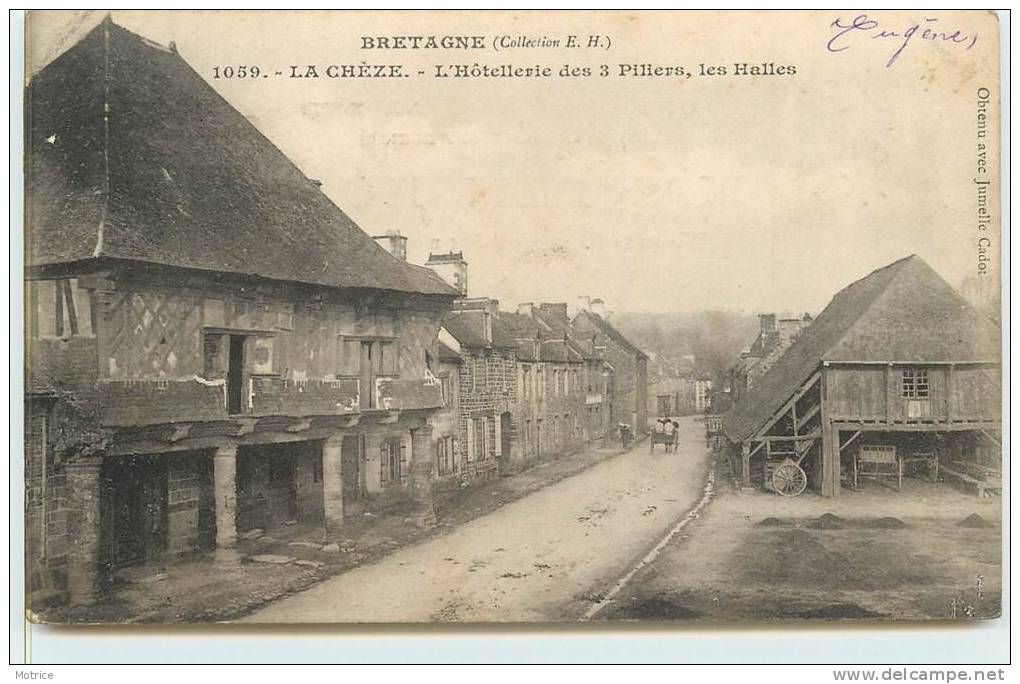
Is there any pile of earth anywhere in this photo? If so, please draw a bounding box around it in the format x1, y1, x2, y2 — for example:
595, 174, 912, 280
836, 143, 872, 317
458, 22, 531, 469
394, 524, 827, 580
865, 517, 908, 529
807, 513, 845, 530
958, 513, 990, 528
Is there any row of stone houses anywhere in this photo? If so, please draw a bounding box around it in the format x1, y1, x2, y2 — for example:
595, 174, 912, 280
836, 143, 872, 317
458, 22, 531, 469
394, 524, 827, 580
367, 244, 649, 487
23, 18, 648, 608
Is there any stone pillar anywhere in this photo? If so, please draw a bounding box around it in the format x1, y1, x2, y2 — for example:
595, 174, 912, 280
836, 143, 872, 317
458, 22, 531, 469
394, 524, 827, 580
410, 426, 436, 528
65, 456, 103, 606
213, 446, 239, 561
322, 437, 344, 534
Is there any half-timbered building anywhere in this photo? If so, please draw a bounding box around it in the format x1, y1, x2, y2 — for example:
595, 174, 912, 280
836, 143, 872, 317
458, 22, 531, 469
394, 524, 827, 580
25, 19, 458, 606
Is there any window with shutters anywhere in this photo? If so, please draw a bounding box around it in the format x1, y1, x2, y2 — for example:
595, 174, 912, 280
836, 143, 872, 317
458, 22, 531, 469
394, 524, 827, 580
472, 417, 487, 461
379, 438, 405, 486
338, 337, 398, 376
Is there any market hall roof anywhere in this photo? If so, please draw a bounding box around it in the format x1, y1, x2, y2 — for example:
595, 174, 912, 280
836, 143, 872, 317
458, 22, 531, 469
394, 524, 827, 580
26, 18, 457, 298
722, 255, 1001, 444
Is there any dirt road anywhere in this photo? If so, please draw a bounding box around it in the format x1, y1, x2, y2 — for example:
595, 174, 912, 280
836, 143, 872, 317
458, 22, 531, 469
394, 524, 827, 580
242, 417, 711, 623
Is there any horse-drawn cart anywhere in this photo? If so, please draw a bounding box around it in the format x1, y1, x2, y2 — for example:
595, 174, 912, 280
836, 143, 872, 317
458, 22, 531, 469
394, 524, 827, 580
650, 430, 677, 453
763, 436, 811, 497
765, 458, 809, 496
704, 414, 724, 450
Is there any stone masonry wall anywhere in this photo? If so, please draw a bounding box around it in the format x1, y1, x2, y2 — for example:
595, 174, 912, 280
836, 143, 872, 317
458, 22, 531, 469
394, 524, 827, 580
456, 348, 517, 481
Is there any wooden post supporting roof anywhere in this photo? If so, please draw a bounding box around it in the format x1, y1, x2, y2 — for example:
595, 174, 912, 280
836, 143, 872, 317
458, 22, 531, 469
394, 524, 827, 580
741, 442, 751, 487
820, 367, 840, 497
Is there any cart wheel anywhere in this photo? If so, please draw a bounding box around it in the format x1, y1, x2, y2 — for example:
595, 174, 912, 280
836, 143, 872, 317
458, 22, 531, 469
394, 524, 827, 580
772, 463, 807, 497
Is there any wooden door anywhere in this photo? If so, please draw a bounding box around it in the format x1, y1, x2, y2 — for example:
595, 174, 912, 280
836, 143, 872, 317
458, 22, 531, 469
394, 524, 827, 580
360, 342, 374, 409
227, 335, 246, 414
103, 457, 167, 567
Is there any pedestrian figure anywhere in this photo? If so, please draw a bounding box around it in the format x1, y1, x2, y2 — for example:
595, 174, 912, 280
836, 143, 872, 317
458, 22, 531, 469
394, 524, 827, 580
671, 420, 680, 452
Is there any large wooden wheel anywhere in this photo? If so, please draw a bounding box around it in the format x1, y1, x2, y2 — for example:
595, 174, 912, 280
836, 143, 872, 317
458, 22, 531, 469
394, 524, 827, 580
772, 462, 807, 497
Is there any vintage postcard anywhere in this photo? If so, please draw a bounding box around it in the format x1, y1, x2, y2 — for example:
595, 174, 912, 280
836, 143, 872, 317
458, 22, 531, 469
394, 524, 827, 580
22, 10, 1002, 626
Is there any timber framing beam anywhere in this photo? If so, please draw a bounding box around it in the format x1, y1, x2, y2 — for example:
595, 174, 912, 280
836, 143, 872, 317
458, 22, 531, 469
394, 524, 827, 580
839, 430, 862, 453
749, 370, 822, 443
751, 432, 822, 443
832, 420, 1002, 433
975, 430, 999, 446
795, 403, 821, 431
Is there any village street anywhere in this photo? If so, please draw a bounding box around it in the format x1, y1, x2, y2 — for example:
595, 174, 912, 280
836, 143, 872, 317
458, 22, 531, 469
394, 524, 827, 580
243, 417, 710, 623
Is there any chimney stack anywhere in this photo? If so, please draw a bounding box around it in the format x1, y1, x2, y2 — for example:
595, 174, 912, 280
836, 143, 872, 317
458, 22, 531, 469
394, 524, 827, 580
590, 298, 606, 318
517, 302, 535, 317
759, 313, 777, 335
372, 229, 408, 261
425, 251, 468, 296
576, 295, 591, 314
539, 302, 569, 324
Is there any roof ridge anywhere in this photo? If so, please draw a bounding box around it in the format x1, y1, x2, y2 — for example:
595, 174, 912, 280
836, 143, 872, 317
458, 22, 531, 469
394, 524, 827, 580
93, 17, 112, 258
819, 255, 918, 362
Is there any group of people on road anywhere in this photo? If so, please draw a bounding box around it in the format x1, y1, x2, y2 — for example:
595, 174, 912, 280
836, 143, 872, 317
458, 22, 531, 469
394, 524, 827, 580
653, 417, 681, 452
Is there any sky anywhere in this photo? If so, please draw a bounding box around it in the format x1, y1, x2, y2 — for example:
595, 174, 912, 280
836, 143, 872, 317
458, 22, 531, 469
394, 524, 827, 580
26, 10, 1001, 316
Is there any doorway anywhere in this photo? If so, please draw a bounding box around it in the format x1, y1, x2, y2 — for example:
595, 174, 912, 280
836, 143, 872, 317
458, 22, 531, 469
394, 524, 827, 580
227, 335, 246, 415
269, 457, 297, 524
101, 456, 168, 568
360, 342, 374, 409
500, 412, 512, 475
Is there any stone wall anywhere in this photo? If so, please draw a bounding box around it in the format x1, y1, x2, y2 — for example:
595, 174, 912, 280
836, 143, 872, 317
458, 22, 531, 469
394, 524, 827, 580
166, 454, 203, 557
25, 403, 72, 601
456, 348, 516, 481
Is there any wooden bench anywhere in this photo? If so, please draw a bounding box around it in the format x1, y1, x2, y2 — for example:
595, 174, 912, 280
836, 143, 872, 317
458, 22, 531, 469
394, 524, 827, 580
941, 464, 1002, 498
853, 445, 901, 491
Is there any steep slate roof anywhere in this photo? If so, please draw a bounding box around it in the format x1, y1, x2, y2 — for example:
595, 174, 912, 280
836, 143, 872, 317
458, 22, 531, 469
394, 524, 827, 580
26, 19, 456, 297
540, 339, 570, 363
498, 311, 541, 361
442, 310, 516, 350
437, 340, 462, 364
723, 255, 1001, 443
573, 310, 649, 359
501, 309, 590, 362
498, 311, 541, 338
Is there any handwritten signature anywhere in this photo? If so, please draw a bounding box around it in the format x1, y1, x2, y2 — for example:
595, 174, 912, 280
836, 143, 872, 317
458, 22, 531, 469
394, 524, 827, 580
828, 14, 979, 67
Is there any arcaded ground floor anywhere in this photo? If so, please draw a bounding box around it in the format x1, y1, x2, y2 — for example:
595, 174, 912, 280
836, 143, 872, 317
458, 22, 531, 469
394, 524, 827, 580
33, 435, 634, 624
27, 416, 438, 611
600, 456, 1002, 622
